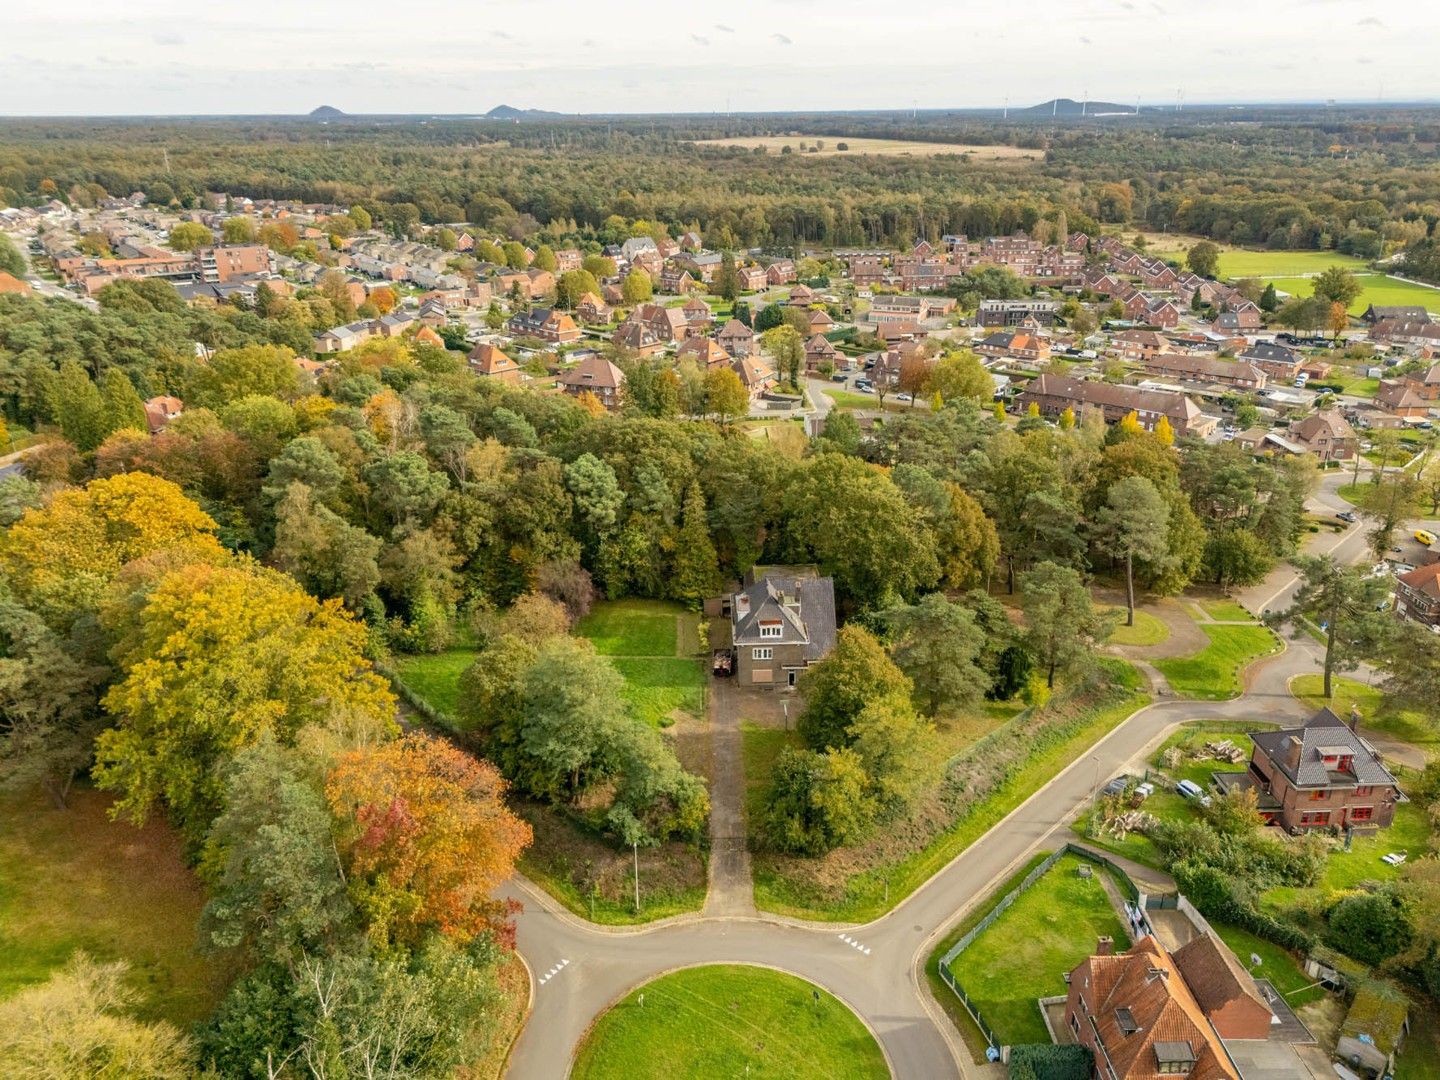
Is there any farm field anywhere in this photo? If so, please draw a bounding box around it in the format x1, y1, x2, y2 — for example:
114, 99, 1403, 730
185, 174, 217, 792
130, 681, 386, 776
570, 965, 888, 1080
694, 135, 1041, 160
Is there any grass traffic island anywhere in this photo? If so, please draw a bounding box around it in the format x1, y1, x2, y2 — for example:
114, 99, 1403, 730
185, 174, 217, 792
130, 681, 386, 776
569, 965, 889, 1080
942, 853, 1129, 1047
1154, 623, 1280, 700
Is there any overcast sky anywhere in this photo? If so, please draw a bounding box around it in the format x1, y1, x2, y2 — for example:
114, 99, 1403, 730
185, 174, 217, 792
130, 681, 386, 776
5, 0, 1435, 117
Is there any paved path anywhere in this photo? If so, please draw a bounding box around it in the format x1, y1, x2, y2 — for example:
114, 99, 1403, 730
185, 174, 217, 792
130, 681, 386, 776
703, 677, 757, 917
500, 468, 1411, 1079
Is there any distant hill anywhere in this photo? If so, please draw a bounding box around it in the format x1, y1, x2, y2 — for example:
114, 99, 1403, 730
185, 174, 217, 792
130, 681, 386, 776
309, 105, 345, 119
485, 104, 563, 121
1020, 98, 1138, 117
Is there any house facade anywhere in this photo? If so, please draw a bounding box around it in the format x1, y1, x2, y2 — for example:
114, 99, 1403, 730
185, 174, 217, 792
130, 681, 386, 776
720, 568, 836, 689
1396, 563, 1440, 628
1234, 709, 1403, 832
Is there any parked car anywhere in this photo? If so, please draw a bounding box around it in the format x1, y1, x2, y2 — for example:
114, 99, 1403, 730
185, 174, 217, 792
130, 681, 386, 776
895, 393, 913, 403
1176, 779, 1212, 806
1102, 776, 1128, 797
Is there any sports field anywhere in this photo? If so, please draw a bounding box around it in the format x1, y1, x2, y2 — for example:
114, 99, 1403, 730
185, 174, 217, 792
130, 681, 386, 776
1266, 273, 1440, 314
695, 135, 1040, 160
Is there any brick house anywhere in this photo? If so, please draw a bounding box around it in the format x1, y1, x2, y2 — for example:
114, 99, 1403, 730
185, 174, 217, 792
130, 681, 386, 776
1221, 709, 1403, 832
765, 259, 797, 285
719, 568, 836, 689
467, 343, 523, 384
1170, 933, 1274, 1041
1395, 563, 1440, 628
975, 298, 1062, 328
1018, 373, 1215, 437
1362, 304, 1430, 325
1142, 353, 1267, 390
557, 354, 626, 409
576, 292, 614, 325
804, 333, 840, 372
1114, 329, 1168, 363
143, 395, 184, 434
1238, 341, 1304, 382
676, 336, 731, 369
1376, 380, 1431, 418
975, 330, 1050, 363
1064, 935, 1240, 1080
611, 320, 664, 357
1289, 409, 1357, 462
717, 318, 755, 358
507, 307, 581, 343
732, 355, 777, 397
736, 265, 767, 291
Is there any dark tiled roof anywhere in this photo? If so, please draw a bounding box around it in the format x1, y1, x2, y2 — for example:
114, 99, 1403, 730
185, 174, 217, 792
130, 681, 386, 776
732, 570, 835, 661
1251, 708, 1398, 788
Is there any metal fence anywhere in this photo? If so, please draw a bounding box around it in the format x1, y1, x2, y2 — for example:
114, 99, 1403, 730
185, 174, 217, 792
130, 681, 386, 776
937, 843, 1152, 1054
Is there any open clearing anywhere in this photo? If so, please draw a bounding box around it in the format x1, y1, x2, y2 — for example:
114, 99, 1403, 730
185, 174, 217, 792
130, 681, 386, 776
570, 964, 888, 1080
0, 785, 228, 1027
694, 135, 1041, 160
576, 599, 705, 727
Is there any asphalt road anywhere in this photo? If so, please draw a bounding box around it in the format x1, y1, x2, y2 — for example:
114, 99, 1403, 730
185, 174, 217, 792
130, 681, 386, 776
501, 467, 1395, 1080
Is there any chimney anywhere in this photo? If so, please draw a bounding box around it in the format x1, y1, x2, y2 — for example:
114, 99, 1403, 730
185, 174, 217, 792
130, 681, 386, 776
1097, 936, 1114, 956
1286, 735, 1303, 773
735, 592, 750, 618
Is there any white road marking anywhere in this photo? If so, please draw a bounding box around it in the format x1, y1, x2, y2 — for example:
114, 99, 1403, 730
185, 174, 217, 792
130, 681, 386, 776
837, 933, 871, 956
537, 957, 571, 986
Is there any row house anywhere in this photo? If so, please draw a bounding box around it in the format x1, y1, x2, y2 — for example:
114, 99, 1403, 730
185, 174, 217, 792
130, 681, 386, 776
1114, 329, 1169, 363
1142, 353, 1267, 390
1362, 304, 1431, 325
612, 320, 664, 357
846, 257, 889, 287
1371, 320, 1440, 349
1018, 373, 1215, 437
628, 302, 691, 343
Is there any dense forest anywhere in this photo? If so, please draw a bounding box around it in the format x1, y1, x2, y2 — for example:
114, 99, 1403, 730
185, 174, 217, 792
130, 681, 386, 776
3, 108, 1439, 256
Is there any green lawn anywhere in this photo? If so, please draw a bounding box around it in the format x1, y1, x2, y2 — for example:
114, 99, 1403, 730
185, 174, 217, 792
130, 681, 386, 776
1105, 608, 1170, 647
577, 599, 681, 657
1265, 273, 1440, 316
1200, 599, 1253, 622
393, 646, 478, 719
1155, 624, 1279, 700
742, 722, 801, 831
1291, 674, 1437, 751
1218, 250, 1370, 280
0, 786, 230, 1027
946, 854, 1128, 1046
1396, 1005, 1440, 1080
1210, 923, 1324, 1007
570, 965, 888, 1080
611, 657, 705, 727
755, 662, 1150, 921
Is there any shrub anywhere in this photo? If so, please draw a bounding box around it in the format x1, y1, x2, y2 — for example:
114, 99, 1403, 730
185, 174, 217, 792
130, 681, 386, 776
1326, 890, 1413, 967
1008, 1044, 1092, 1080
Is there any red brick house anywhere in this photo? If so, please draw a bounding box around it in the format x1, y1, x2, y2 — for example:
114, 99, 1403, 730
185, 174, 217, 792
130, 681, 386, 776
1376, 380, 1431, 418
558, 354, 625, 410
1114, 329, 1168, 363
468, 343, 523, 384
717, 318, 755, 358
736, 265, 767, 292
1222, 709, 1403, 832
1142, 353, 1266, 390
1289, 410, 1357, 462
1018, 374, 1215, 437
507, 307, 580, 343
576, 292, 614, 325
804, 333, 840, 372
611, 320, 664, 357
677, 336, 731, 369
1065, 935, 1239, 1080
1395, 563, 1440, 628
765, 259, 797, 285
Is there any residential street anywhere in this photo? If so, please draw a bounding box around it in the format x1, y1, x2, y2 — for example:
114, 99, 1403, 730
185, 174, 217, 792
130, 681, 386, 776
501, 469, 1399, 1079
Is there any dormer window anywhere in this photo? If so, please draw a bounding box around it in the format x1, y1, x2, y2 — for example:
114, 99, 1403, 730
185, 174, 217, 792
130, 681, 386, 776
759, 621, 782, 639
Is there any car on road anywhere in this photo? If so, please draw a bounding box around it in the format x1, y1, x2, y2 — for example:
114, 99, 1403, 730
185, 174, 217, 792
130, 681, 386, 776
1416, 529, 1437, 546
895, 393, 913, 403
1338, 510, 1358, 523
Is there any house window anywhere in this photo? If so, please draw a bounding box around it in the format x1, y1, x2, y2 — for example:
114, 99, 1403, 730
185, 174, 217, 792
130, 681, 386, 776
1309, 789, 1326, 801
759, 622, 783, 639
1350, 806, 1374, 822
752, 647, 773, 661
1300, 811, 1329, 826
1355, 786, 1372, 797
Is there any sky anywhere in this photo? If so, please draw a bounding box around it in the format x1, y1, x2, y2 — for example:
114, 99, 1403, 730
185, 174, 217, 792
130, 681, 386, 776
5, 0, 1436, 117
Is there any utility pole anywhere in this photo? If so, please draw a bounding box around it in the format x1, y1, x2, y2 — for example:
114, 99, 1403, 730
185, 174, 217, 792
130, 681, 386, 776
633, 840, 641, 912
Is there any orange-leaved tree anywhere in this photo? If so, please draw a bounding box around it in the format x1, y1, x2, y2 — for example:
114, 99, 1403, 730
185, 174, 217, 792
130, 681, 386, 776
326, 733, 531, 950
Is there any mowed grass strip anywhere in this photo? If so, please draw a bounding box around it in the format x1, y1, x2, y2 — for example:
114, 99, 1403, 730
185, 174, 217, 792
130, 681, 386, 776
0, 786, 230, 1027
1155, 623, 1279, 700
946, 854, 1128, 1046
1200, 599, 1253, 622
1105, 608, 1170, 646
577, 599, 680, 657
570, 965, 888, 1080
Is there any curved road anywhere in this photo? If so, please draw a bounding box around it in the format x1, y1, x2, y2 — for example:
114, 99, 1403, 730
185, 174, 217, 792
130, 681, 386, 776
503, 471, 1394, 1079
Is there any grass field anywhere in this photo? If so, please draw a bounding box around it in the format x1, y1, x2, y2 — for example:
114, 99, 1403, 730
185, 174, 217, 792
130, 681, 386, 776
695, 135, 1040, 161
946, 853, 1128, 1046
1266, 273, 1440, 315
1291, 674, 1436, 751
1105, 608, 1170, 646
1218, 250, 1370, 279
393, 646, 477, 718
576, 600, 705, 727
1155, 623, 1279, 700
0, 786, 228, 1027
742, 722, 801, 833
570, 965, 888, 1080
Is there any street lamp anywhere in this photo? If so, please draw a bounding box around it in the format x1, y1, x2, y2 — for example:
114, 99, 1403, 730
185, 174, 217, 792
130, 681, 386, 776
633, 839, 641, 913
1087, 755, 1103, 837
